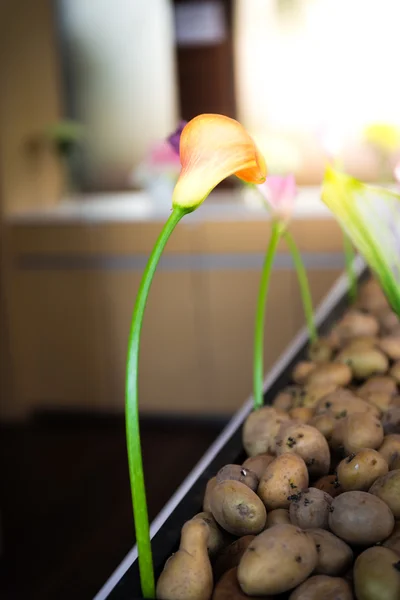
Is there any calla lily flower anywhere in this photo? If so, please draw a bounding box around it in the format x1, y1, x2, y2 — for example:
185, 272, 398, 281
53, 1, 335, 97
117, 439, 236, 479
322, 166, 400, 314
172, 114, 267, 211
257, 174, 297, 227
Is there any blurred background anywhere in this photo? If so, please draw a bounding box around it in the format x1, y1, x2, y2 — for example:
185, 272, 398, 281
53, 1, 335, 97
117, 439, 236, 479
0, 1, 399, 598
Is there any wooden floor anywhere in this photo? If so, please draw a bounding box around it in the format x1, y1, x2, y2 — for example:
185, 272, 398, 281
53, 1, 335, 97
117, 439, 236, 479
0, 413, 223, 600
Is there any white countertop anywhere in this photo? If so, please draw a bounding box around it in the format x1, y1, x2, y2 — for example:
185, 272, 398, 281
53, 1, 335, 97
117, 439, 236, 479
6, 186, 332, 225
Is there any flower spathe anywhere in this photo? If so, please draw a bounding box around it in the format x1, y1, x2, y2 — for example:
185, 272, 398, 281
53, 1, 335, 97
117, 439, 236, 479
258, 174, 297, 228
322, 166, 400, 315
172, 114, 267, 211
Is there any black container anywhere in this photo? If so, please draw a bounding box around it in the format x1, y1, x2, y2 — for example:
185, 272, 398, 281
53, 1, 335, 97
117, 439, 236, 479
95, 259, 367, 600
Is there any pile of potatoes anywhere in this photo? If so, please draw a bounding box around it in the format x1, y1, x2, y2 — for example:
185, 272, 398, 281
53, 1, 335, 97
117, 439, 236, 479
156, 278, 400, 600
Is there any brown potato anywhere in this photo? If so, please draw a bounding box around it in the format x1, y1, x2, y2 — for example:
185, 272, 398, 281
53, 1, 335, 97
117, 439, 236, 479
358, 278, 389, 313
308, 338, 333, 363
292, 361, 317, 384
369, 470, 400, 518
336, 449, 389, 491
313, 474, 343, 498
341, 335, 377, 351
382, 407, 400, 435
305, 362, 352, 387
379, 335, 400, 360
210, 480, 266, 536
328, 491, 395, 545
289, 487, 332, 530
309, 413, 337, 440
376, 306, 399, 332
341, 412, 384, 454
192, 512, 231, 557
335, 347, 388, 379
379, 434, 400, 469
334, 309, 379, 342
274, 423, 330, 478
156, 519, 213, 600
288, 575, 353, 600
212, 567, 266, 600
266, 508, 291, 528
216, 464, 258, 491
258, 453, 309, 510
213, 536, 255, 582
272, 386, 298, 412
354, 546, 400, 600
329, 419, 346, 453
357, 375, 397, 398
289, 406, 314, 423
314, 388, 378, 419
242, 453, 275, 479
203, 477, 217, 513
237, 524, 318, 595
309, 529, 353, 576
242, 406, 291, 457
390, 360, 400, 384
361, 391, 392, 414
383, 521, 400, 556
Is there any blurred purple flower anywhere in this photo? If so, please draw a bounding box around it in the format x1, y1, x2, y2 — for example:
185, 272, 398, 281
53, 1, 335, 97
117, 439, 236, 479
167, 120, 187, 155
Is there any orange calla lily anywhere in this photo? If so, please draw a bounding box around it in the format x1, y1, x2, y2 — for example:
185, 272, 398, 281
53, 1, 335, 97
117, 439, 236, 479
172, 114, 267, 210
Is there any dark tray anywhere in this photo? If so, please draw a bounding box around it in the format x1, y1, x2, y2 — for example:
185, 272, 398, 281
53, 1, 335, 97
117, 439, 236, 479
94, 258, 367, 600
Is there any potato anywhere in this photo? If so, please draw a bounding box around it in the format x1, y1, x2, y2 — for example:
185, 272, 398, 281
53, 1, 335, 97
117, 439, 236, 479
315, 388, 378, 419
216, 464, 259, 491
369, 470, 400, 518
341, 335, 377, 351
237, 524, 318, 595
289, 487, 332, 530
336, 449, 388, 491
288, 575, 353, 600
289, 406, 314, 423
358, 278, 389, 313
329, 491, 394, 545
329, 419, 346, 453
242, 453, 274, 479
357, 375, 397, 398
335, 346, 388, 379
210, 480, 266, 536
203, 477, 217, 513
272, 386, 298, 411
361, 391, 392, 414
308, 338, 333, 363
266, 508, 290, 528
274, 423, 330, 478
334, 309, 379, 342
305, 362, 352, 387
309, 529, 353, 576
341, 412, 384, 454
292, 361, 317, 384
258, 453, 309, 510
242, 406, 291, 457
379, 335, 400, 360
376, 306, 399, 332
213, 536, 255, 582
383, 521, 400, 556
390, 360, 400, 384
382, 407, 400, 435
379, 434, 400, 469
309, 413, 337, 440
156, 519, 213, 600
354, 546, 400, 600
313, 474, 343, 498
192, 512, 231, 557
212, 567, 265, 600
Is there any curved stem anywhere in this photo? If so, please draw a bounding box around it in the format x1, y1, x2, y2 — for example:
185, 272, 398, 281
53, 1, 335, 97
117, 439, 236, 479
125, 206, 186, 598
342, 229, 357, 303
253, 221, 281, 410
284, 230, 318, 343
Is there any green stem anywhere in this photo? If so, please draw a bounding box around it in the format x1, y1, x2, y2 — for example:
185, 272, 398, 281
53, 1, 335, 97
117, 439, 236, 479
342, 229, 357, 303
284, 230, 317, 343
125, 206, 186, 598
253, 221, 281, 410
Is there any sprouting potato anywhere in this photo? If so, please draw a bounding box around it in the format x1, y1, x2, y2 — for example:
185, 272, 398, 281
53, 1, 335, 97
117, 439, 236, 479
305, 363, 352, 387
192, 512, 231, 557
289, 487, 332, 530
216, 464, 259, 492
382, 407, 400, 435
328, 491, 395, 545
309, 529, 353, 576
379, 335, 400, 360
292, 361, 317, 384
211, 567, 265, 600
237, 524, 318, 596
156, 519, 213, 600
289, 406, 314, 423
210, 480, 266, 536
335, 346, 389, 379
203, 477, 217, 513
357, 375, 397, 398
272, 386, 299, 411
288, 574, 353, 600
336, 449, 388, 491
213, 536, 255, 582
341, 412, 384, 455
242, 406, 291, 456
308, 338, 333, 363
354, 546, 400, 600
258, 453, 309, 510
334, 309, 379, 342
274, 422, 330, 478
266, 508, 290, 528
378, 434, 400, 469
241, 453, 274, 479
313, 474, 343, 498
390, 360, 400, 384
369, 470, 400, 519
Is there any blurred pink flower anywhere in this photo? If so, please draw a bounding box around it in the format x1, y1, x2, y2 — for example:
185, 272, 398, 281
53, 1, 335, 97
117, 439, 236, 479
257, 174, 297, 224
147, 140, 182, 168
